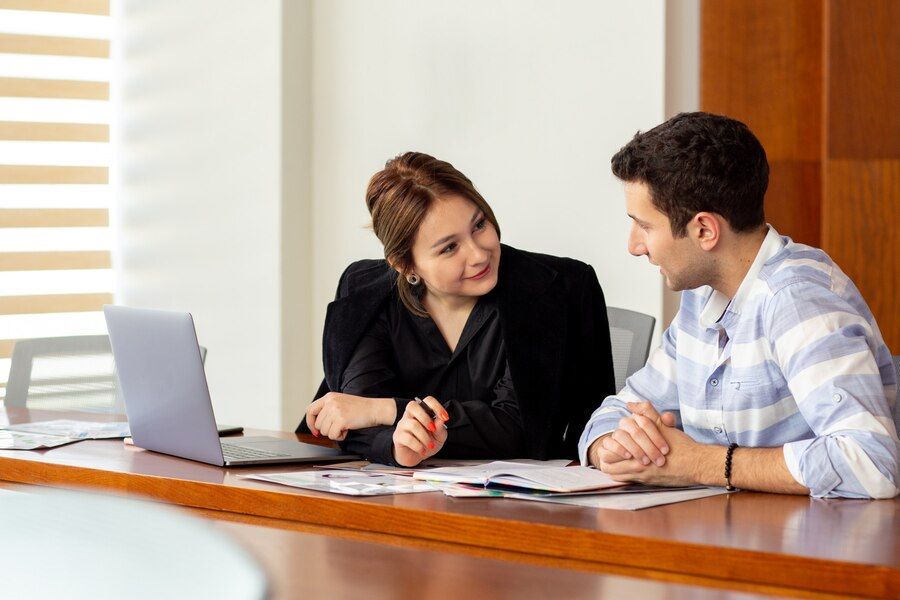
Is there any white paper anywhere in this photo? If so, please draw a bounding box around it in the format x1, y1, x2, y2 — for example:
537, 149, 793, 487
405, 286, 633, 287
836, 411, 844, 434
501, 487, 732, 510
323, 458, 569, 477
242, 470, 440, 496
5, 419, 130, 440
0, 430, 78, 450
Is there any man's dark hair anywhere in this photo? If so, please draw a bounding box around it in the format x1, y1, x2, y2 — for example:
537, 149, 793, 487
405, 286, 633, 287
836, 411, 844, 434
611, 112, 768, 237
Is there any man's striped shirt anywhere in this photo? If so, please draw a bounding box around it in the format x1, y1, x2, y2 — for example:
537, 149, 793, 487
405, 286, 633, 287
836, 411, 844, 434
579, 226, 898, 499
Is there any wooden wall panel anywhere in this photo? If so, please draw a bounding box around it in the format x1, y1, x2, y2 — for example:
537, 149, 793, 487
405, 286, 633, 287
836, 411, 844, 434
823, 161, 899, 350
826, 0, 900, 159
701, 0, 823, 247
824, 0, 900, 352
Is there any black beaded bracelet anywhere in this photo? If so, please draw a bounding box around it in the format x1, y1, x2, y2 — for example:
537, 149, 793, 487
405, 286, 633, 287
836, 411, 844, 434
724, 442, 738, 491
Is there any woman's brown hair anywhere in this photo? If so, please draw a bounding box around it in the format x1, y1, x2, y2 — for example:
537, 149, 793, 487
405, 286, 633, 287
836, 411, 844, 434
366, 152, 501, 318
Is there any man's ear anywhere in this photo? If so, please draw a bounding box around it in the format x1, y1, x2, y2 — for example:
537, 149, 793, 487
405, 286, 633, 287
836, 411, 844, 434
691, 212, 721, 251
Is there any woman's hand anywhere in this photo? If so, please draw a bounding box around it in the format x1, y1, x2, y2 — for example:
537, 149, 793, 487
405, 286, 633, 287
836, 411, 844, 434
392, 396, 450, 467
305, 392, 396, 441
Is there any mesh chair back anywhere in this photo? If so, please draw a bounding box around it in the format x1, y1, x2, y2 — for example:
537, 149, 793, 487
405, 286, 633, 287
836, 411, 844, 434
607, 307, 656, 393
5, 335, 207, 413
893, 355, 900, 382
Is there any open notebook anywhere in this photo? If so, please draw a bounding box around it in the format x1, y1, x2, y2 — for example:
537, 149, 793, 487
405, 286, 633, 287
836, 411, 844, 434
412, 461, 628, 493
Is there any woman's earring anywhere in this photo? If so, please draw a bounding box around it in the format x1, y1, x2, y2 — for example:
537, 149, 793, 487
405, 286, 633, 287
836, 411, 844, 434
406, 273, 421, 286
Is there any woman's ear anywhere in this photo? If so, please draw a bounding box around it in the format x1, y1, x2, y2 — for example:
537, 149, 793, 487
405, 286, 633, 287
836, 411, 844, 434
386, 255, 408, 277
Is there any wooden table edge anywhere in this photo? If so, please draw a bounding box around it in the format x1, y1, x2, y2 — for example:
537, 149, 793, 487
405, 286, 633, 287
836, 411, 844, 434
0, 456, 894, 598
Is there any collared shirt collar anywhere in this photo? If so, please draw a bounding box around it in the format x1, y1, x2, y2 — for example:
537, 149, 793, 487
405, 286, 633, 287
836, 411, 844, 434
699, 225, 785, 328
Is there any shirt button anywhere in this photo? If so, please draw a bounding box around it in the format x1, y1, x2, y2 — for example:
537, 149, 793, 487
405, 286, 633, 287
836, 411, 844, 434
714, 426, 723, 434
710, 379, 719, 387
832, 393, 843, 403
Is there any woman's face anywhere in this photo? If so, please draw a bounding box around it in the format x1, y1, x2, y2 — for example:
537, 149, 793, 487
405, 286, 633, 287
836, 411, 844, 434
408, 195, 501, 303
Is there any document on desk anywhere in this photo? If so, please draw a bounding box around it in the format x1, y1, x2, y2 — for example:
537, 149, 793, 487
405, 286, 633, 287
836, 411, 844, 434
0, 430, 79, 450
4, 420, 131, 440
413, 461, 627, 493
321, 458, 570, 477
501, 486, 732, 510
242, 470, 440, 496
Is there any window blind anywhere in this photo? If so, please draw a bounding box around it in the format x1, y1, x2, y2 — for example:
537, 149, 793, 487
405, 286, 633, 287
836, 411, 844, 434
0, 0, 112, 399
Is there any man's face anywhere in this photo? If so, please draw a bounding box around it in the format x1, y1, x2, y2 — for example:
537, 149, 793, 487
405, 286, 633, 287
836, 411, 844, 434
624, 181, 710, 292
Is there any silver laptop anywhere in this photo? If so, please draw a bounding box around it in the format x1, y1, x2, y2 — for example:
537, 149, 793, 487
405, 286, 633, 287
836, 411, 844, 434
104, 305, 356, 466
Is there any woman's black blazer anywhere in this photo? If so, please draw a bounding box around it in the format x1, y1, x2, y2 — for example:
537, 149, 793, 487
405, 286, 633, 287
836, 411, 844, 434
297, 244, 616, 460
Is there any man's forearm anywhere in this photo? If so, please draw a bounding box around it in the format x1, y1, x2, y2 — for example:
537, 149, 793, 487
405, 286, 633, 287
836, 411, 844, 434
693, 445, 809, 495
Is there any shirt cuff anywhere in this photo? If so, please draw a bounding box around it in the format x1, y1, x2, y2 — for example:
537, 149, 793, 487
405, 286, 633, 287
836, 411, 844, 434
368, 427, 398, 466
393, 397, 413, 426
784, 438, 842, 497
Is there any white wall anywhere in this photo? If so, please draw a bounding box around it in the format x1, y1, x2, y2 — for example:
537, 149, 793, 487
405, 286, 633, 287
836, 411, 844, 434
309, 0, 668, 393
114, 0, 672, 430
113, 0, 312, 430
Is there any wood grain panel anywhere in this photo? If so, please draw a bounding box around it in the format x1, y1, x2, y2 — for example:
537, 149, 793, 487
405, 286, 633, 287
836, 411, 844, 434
701, 0, 823, 161
0, 121, 108, 142
826, 0, 900, 159
0, 251, 111, 271
0, 33, 109, 58
0, 292, 112, 315
0, 77, 108, 100
0, 208, 108, 228
0, 165, 107, 184
765, 160, 821, 247
823, 160, 899, 351
0, 0, 109, 15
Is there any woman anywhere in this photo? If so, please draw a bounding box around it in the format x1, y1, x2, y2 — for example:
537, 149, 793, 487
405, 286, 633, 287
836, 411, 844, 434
297, 152, 615, 467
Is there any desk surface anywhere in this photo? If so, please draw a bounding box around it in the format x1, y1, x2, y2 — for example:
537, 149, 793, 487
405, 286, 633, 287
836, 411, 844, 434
0, 481, 766, 599
1, 408, 897, 598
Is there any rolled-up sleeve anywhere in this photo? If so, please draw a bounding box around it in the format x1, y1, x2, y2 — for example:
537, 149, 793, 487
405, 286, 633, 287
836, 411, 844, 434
768, 282, 899, 499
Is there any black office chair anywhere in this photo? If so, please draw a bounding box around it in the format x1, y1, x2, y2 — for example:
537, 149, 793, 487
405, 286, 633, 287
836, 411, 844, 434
5, 335, 207, 413
606, 307, 656, 393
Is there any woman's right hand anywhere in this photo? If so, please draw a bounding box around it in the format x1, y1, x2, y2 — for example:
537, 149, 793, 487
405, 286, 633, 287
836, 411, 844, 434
392, 396, 450, 467
305, 393, 397, 441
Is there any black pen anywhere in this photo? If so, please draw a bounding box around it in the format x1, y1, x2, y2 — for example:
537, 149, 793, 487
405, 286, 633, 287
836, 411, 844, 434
414, 396, 437, 420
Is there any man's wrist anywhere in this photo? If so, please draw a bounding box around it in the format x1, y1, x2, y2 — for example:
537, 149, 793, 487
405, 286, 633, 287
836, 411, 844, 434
693, 444, 729, 486
587, 433, 612, 467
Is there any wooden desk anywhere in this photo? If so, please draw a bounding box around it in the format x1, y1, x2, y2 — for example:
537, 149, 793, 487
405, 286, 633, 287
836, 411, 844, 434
1, 408, 897, 598
0, 481, 768, 599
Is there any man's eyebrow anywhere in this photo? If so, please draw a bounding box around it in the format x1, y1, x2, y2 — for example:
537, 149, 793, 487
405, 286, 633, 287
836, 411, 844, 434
627, 213, 649, 225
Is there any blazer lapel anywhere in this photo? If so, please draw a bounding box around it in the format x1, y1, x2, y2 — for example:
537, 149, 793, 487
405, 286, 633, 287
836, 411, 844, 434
497, 246, 565, 437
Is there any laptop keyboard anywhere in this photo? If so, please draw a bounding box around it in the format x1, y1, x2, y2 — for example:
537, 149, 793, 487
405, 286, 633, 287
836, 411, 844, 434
221, 442, 291, 461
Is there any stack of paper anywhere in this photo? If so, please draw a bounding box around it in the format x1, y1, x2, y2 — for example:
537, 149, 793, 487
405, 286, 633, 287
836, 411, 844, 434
0, 420, 130, 450
242, 471, 438, 496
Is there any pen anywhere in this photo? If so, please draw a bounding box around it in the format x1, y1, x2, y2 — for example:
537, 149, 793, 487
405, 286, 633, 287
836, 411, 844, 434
415, 396, 437, 420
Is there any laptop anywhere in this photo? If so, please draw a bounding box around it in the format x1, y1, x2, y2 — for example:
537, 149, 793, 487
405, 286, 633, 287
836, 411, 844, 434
104, 305, 357, 466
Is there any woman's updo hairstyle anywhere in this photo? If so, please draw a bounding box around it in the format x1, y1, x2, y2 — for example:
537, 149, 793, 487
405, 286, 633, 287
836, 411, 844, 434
366, 152, 500, 317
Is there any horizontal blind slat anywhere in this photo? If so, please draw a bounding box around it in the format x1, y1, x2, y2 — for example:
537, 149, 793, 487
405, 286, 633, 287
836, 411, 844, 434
0, 121, 108, 141
0, 251, 110, 271
0, 292, 112, 315
0, 165, 107, 183
0, 33, 109, 58
0, 208, 107, 227
0, 0, 109, 16
0, 77, 108, 100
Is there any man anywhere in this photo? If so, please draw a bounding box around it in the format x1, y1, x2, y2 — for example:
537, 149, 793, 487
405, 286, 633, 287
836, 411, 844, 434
580, 112, 898, 499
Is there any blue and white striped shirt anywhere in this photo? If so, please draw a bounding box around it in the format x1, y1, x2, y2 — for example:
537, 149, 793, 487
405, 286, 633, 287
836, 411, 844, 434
579, 226, 899, 499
